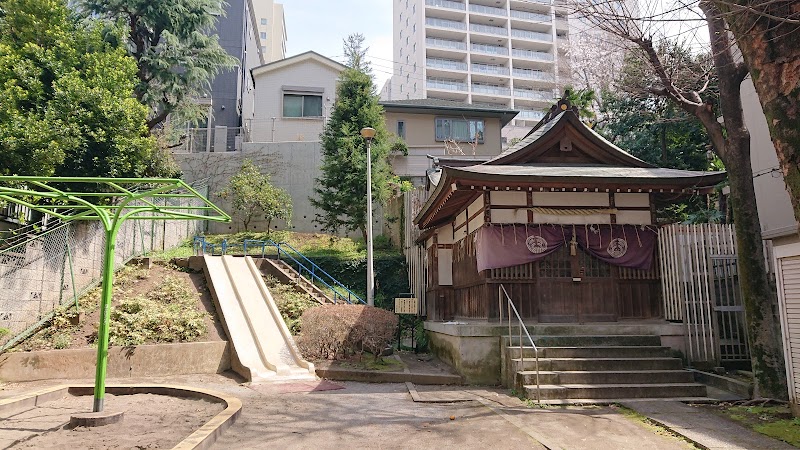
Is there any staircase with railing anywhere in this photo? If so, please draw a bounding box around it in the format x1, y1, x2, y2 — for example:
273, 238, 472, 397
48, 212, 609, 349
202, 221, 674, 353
193, 236, 364, 305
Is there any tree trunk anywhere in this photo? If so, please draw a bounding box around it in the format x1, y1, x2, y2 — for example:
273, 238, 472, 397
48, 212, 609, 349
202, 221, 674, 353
725, 139, 788, 399
713, 1, 800, 222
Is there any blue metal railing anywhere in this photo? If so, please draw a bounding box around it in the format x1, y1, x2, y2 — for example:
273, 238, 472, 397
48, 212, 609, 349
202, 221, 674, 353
193, 236, 365, 304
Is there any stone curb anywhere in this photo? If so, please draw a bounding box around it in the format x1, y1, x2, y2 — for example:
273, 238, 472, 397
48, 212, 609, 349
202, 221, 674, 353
0, 383, 242, 450
315, 367, 463, 385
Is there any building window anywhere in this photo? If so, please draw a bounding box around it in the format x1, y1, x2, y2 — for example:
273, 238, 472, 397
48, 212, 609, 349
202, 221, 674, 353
413, 24, 416, 33
260, 32, 267, 39
414, 83, 417, 92
397, 121, 406, 139
435, 118, 485, 143
283, 94, 323, 118
261, 18, 267, 25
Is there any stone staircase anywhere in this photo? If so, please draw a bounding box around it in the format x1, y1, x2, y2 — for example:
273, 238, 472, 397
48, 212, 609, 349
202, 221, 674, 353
503, 333, 708, 403
256, 258, 333, 304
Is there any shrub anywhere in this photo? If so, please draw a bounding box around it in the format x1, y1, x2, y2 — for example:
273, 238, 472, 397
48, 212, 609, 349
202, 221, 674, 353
297, 304, 398, 361
264, 275, 319, 334
108, 275, 208, 346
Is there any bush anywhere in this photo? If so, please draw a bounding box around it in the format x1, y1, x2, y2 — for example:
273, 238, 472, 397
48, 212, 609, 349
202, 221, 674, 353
263, 275, 319, 334
108, 275, 208, 346
297, 304, 398, 361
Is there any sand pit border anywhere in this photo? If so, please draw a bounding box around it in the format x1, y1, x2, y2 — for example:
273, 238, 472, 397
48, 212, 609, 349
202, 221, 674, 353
0, 383, 242, 450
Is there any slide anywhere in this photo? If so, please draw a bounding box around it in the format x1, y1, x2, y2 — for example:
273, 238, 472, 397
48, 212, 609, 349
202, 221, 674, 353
203, 255, 316, 382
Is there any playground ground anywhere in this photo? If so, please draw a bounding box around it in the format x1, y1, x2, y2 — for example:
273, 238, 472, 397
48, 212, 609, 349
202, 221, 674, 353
0, 372, 700, 450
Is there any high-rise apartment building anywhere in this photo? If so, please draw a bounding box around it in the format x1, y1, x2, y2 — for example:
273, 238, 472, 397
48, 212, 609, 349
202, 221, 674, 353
391, 0, 572, 141
253, 0, 287, 63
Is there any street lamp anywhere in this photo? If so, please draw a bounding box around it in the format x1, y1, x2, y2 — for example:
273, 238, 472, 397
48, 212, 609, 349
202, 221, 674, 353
360, 126, 376, 306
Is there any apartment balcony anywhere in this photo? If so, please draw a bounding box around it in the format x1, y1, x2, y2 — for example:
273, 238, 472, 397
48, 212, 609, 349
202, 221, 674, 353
472, 84, 511, 96
427, 77, 468, 91
518, 109, 546, 121
512, 48, 553, 62
471, 63, 509, 76
511, 28, 553, 42
512, 67, 555, 82
426, 17, 467, 30
425, 0, 465, 11
510, 9, 551, 22
513, 89, 553, 102
427, 37, 468, 51
427, 57, 468, 71
469, 4, 507, 16
471, 42, 508, 56
469, 23, 507, 36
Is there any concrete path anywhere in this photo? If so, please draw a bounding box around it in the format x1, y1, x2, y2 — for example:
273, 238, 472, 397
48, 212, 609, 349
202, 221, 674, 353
622, 400, 795, 450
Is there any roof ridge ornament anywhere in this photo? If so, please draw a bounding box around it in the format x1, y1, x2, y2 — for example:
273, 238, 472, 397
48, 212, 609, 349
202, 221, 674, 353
541, 90, 580, 124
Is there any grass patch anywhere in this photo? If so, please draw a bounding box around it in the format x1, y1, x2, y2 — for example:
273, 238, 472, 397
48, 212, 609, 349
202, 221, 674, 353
263, 275, 319, 334
614, 405, 701, 448
717, 404, 800, 447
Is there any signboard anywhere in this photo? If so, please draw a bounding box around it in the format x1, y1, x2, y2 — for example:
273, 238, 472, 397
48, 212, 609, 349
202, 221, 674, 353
394, 297, 419, 315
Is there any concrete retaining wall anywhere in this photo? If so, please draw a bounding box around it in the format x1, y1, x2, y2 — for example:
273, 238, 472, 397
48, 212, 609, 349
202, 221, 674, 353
0, 341, 230, 382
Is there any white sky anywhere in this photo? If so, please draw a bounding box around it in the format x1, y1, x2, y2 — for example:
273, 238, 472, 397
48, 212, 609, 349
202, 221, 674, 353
283, 0, 395, 90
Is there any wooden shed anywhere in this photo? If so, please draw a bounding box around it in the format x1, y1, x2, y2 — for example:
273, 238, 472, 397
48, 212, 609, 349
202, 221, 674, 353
414, 101, 727, 324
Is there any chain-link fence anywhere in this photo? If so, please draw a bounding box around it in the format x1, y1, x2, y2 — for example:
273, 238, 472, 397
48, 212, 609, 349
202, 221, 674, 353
0, 185, 210, 350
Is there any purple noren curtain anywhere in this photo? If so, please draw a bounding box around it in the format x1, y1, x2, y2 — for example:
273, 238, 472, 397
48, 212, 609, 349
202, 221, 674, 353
475, 224, 568, 272
574, 224, 658, 270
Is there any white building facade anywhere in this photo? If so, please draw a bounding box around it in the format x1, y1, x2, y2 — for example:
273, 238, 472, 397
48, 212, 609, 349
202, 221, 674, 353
252, 0, 287, 63
391, 0, 572, 142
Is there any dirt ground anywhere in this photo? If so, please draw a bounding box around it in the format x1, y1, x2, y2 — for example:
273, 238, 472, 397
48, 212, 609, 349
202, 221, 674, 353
1, 392, 223, 449
12, 263, 226, 352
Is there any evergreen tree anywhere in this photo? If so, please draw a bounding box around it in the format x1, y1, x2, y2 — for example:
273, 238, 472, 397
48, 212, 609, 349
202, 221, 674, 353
79, 0, 237, 130
311, 67, 405, 240
216, 160, 292, 232
0, 0, 173, 178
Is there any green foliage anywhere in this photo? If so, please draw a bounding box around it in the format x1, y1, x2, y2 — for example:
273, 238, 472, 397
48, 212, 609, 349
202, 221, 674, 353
723, 405, 800, 447
0, 0, 173, 178
263, 275, 318, 335
311, 51, 408, 239
343, 33, 370, 74
216, 160, 293, 232
108, 275, 208, 346
562, 86, 597, 122
80, 0, 237, 129
0, 327, 9, 339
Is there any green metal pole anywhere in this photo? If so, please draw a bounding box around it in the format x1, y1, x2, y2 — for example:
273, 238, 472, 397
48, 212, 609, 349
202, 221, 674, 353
93, 224, 119, 412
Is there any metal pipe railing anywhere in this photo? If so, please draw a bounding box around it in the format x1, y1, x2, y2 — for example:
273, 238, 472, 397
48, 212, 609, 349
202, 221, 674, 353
498, 284, 540, 403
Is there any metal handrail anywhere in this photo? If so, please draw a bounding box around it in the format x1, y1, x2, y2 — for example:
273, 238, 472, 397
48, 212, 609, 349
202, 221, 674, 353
499, 284, 540, 403
193, 236, 365, 305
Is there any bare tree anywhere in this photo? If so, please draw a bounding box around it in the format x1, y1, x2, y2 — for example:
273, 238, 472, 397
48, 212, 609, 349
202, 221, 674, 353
711, 1, 800, 221
571, 0, 787, 399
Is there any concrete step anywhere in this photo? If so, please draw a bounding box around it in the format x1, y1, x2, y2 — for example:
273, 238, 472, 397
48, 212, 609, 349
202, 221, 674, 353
507, 335, 663, 347
524, 382, 708, 400
506, 345, 673, 359
512, 357, 684, 372
517, 369, 695, 386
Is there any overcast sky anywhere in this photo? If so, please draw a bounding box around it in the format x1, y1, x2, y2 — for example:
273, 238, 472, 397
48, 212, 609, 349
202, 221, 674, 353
283, 0, 395, 89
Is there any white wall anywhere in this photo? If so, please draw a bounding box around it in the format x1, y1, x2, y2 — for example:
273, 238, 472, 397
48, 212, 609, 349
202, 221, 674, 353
250, 59, 341, 142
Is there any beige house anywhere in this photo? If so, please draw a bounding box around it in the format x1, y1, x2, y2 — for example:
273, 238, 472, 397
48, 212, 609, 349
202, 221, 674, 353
249, 51, 346, 143
744, 77, 800, 413
380, 99, 518, 184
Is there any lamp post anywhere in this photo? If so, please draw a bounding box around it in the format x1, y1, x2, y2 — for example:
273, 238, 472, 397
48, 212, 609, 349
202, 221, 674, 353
360, 127, 376, 306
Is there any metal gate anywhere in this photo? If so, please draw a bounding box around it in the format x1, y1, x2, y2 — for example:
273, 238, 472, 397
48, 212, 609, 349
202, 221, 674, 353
710, 256, 750, 362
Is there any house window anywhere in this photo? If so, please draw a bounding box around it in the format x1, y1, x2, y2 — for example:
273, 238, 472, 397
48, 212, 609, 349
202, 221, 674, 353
435, 118, 485, 143
261, 18, 267, 25
397, 121, 406, 139
283, 94, 323, 117
260, 32, 267, 39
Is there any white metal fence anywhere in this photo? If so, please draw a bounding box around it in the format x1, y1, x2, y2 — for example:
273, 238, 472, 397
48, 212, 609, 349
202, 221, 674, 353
171, 127, 250, 153
658, 223, 752, 365
0, 186, 209, 350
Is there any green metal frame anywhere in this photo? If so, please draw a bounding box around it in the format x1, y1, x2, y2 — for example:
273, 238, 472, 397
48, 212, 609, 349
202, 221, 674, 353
0, 176, 230, 412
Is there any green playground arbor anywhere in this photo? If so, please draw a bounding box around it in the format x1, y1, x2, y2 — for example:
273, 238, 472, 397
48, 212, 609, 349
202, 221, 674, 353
0, 176, 230, 412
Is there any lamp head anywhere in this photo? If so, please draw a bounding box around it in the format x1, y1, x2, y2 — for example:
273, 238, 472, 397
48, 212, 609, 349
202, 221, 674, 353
360, 127, 376, 140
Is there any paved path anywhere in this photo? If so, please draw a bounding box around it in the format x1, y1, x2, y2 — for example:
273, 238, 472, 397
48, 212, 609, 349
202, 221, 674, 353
622, 400, 795, 450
